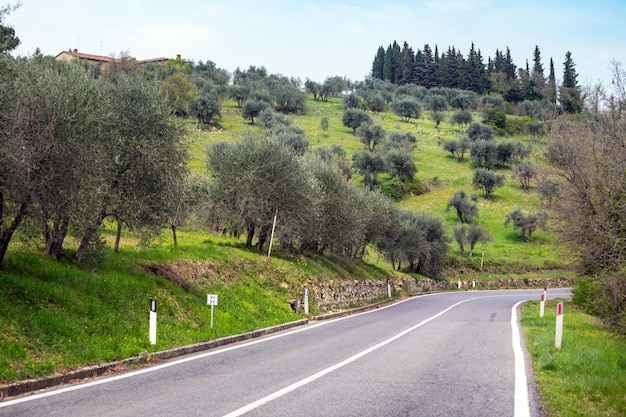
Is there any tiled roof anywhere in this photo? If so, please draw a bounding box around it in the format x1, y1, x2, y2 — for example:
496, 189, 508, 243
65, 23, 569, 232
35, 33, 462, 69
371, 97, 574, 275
56, 49, 119, 63
55, 49, 172, 64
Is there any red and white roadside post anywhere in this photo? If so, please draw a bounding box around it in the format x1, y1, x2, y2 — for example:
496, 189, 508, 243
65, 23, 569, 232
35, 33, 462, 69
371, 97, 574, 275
540, 287, 546, 317
555, 301, 564, 349
149, 298, 157, 345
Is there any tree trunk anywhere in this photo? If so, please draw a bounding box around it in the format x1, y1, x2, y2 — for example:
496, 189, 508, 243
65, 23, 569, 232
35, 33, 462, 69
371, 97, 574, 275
114, 219, 122, 253
42, 216, 70, 260
0, 200, 29, 268
256, 224, 270, 252
246, 221, 255, 247
171, 224, 178, 248
76, 206, 108, 267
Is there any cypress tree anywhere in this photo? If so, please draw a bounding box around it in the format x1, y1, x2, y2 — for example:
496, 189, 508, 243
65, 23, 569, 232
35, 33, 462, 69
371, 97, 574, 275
372, 46, 385, 80
417, 44, 437, 88
547, 58, 557, 104
505, 47, 517, 80
530, 45, 545, 100
560, 51, 582, 113
397, 42, 417, 85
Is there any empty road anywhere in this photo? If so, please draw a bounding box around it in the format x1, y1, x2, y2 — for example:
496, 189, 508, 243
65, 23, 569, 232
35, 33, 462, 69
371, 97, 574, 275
0, 288, 570, 417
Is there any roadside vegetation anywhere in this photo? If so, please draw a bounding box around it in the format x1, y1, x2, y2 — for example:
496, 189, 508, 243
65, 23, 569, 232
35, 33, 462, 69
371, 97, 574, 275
521, 300, 626, 416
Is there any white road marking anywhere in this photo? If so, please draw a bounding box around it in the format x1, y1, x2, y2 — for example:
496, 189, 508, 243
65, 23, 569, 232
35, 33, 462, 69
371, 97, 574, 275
512, 301, 531, 417
222, 297, 479, 417
1, 291, 549, 416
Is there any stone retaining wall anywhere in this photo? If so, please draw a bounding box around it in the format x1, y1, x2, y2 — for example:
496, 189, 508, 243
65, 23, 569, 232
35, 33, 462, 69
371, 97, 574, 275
310, 275, 576, 311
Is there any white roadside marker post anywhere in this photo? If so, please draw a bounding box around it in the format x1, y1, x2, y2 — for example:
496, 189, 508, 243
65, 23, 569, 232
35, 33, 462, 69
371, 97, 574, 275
555, 302, 564, 349
387, 278, 391, 298
540, 293, 545, 317
457, 277, 462, 289
207, 294, 218, 329
303, 286, 309, 315
149, 298, 157, 345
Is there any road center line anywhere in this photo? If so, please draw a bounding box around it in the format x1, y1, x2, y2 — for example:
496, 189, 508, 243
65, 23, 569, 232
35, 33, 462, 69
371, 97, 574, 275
222, 297, 479, 417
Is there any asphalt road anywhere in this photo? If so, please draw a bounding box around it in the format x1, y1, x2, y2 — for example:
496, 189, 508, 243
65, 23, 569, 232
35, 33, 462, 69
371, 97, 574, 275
0, 288, 571, 417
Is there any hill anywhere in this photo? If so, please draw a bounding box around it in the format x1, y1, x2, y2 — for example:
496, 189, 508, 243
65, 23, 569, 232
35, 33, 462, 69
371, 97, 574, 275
0, 93, 575, 385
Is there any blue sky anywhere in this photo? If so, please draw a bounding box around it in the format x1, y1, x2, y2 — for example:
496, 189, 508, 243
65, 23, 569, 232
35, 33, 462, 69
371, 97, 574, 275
7, 0, 626, 87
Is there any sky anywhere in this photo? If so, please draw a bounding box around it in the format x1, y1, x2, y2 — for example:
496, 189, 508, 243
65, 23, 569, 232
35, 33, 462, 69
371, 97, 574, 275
6, 0, 626, 87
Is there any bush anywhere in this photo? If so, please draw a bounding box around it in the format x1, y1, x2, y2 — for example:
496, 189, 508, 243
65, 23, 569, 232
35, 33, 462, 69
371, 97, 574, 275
573, 274, 626, 333
378, 176, 425, 201
483, 105, 507, 130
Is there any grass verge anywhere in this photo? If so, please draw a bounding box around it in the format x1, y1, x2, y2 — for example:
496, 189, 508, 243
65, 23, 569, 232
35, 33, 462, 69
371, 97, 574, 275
521, 300, 626, 416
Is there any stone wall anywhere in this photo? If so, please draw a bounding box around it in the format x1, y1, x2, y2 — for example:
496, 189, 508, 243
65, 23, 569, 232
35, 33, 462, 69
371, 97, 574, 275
311, 277, 451, 311
309, 275, 577, 311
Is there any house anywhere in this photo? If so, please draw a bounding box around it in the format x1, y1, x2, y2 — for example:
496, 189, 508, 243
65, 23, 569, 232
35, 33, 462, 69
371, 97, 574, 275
55, 48, 171, 66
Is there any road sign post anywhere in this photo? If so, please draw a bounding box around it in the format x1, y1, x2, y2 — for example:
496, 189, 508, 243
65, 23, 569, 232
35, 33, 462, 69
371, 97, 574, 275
207, 294, 218, 329
555, 302, 564, 348
149, 298, 157, 345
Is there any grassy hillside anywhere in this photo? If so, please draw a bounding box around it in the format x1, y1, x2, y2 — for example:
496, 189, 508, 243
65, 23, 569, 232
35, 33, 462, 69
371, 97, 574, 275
200, 96, 571, 274
0, 93, 574, 384
0, 229, 395, 383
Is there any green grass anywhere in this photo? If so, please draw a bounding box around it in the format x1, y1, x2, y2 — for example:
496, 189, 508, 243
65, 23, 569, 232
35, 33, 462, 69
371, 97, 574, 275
0, 224, 400, 383
521, 300, 626, 416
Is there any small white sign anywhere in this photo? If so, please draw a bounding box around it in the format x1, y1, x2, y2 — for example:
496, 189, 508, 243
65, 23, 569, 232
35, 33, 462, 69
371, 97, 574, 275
207, 294, 219, 306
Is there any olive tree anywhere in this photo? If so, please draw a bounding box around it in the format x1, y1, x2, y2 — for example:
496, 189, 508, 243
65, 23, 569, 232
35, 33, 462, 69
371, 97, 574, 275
207, 132, 316, 252
352, 150, 385, 191
3, 59, 113, 262
504, 208, 546, 242
443, 137, 471, 162
342, 108, 372, 133
189, 94, 221, 125
379, 210, 449, 276
446, 189, 479, 223
390, 96, 421, 122
75, 73, 189, 266
467, 122, 495, 142
453, 223, 491, 257
512, 161, 537, 191
242, 99, 269, 124
450, 110, 473, 131
473, 167, 505, 198
356, 122, 386, 151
